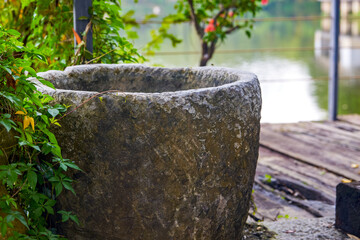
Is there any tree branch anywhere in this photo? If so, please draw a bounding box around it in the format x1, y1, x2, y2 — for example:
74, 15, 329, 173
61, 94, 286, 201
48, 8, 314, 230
213, 7, 226, 24
209, 39, 216, 59
187, 0, 204, 38
225, 25, 240, 34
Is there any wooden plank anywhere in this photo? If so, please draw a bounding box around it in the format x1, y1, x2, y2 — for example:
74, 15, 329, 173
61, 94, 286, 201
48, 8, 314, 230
253, 176, 335, 219
261, 122, 360, 164
261, 124, 359, 165
273, 122, 360, 156
259, 147, 342, 189
254, 117, 360, 221
256, 162, 334, 204
251, 183, 315, 221
329, 120, 360, 133
260, 125, 360, 181
258, 147, 339, 200
309, 121, 360, 142
338, 114, 360, 126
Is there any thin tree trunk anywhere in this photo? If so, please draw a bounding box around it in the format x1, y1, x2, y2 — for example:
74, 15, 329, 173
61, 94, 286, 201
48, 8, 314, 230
199, 40, 216, 66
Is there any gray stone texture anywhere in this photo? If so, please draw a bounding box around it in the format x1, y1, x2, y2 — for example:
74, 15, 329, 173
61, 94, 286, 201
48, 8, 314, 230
336, 182, 360, 237
262, 217, 351, 240
36, 64, 262, 240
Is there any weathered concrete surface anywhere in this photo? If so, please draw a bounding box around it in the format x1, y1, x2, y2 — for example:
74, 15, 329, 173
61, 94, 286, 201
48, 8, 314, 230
37, 64, 262, 239
336, 182, 360, 238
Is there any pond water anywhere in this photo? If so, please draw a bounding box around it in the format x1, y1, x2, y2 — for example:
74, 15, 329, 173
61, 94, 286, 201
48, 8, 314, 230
125, 0, 360, 123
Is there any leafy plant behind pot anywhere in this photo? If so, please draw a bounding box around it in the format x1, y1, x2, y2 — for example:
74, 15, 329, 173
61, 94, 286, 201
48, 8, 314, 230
0, 24, 80, 240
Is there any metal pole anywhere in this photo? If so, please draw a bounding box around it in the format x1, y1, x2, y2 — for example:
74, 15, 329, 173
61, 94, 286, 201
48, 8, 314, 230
73, 0, 93, 53
328, 0, 340, 121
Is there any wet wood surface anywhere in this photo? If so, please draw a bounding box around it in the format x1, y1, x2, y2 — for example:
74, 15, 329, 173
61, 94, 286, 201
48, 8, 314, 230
251, 115, 360, 221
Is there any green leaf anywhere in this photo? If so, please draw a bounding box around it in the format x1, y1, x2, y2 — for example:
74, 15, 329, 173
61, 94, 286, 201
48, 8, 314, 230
22, 66, 37, 76
42, 129, 58, 145
62, 181, 76, 195
25, 132, 33, 144
39, 80, 55, 89
20, 0, 35, 8
44, 206, 54, 215
55, 182, 63, 197
7, 29, 21, 37
14, 214, 29, 229
70, 215, 80, 225
0, 119, 13, 132
1, 222, 7, 237
41, 142, 53, 155
18, 140, 41, 152
33, 207, 43, 218
41, 115, 49, 125
59, 162, 67, 171
5, 214, 15, 223
51, 145, 62, 158
27, 171, 37, 189
48, 108, 59, 117
264, 174, 272, 183
45, 199, 56, 207
0, 65, 12, 75
33, 53, 47, 63
48, 176, 59, 182
64, 162, 82, 171
58, 211, 70, 222
0, 92, 21, 106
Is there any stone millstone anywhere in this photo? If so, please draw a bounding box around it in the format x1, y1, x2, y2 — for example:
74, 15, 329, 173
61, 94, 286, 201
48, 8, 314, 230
36, 64, 262, 240
335, 181, 360, 237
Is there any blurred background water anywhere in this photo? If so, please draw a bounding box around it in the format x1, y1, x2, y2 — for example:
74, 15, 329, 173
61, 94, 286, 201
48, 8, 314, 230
124, 0, 360, 123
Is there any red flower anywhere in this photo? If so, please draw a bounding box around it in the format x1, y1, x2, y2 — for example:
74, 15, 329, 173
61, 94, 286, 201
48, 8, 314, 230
228, 11, 234, 17
261, 0, 269, 5
205, 23, 216, 33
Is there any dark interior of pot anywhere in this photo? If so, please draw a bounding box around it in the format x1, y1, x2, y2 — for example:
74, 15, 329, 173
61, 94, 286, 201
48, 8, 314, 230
44, 65, 240, 93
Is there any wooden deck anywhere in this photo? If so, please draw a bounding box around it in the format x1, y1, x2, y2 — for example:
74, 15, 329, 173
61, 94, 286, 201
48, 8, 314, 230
251, 114, 360, 221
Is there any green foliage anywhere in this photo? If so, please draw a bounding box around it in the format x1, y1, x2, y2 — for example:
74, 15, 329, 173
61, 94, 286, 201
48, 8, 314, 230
0, 0, 143, 71
141, 0, 265, 66
277, 214, 290, 219
0, 1, 147, 238
0, 25, 79, 239
264, 173, 272, 183
91, 0, 144, 64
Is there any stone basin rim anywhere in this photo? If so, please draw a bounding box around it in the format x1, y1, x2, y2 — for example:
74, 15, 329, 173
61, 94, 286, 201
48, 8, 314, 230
36, 64, 259, 97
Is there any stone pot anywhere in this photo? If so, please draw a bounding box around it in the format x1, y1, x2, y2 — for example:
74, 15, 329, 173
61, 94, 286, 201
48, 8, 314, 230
37, 64, 262, 240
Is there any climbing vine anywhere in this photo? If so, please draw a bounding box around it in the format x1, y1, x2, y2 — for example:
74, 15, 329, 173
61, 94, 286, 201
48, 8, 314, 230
0, 1, 147, 238
0, 25, 80, 239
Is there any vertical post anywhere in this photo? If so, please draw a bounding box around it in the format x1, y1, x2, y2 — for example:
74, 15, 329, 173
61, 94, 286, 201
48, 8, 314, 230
73, 0, 93, 53
328, 0, 340, 121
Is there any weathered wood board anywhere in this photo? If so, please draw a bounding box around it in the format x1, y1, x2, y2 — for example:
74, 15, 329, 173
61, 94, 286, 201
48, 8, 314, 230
252, 115, 360, 221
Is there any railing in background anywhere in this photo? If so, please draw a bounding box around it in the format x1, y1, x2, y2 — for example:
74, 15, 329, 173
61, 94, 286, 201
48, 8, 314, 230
329, 0, 340, 121
73, 0, 93, 53
73, 0, 350, 121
